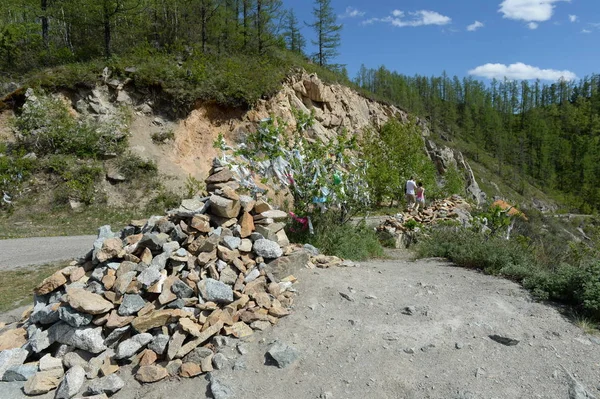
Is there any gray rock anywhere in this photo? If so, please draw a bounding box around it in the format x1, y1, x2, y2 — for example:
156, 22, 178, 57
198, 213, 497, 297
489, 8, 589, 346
118, 294, 146, 316
0, 348, 29, 380
148, 334, 170, 355
138, 233, 169, 251
86, 374, 125, 396
303, 243, 320, 255
98, 225, 115, 239
253, 239, 283, 259
171, 280, 195, 299
219, 266, 238, 285
150, 252, 169, 270
170, 225, 189, 243
90, 267, 107, 283
157, 220, 176, 234
222, 236, 241, 250
114, 333, 153, 359
244, 268, 260, 283
233, 359, 247, 371
28, 325, 52, 353
267, 249, 310, 280
212, 353, 228, 370
249, 232, 264, 242
236, 343, 249, 355
455, 342, 464, 350
30, 302, 61, 325
59, 306, 93, 328
87, 281, 105, 295
104, 326, 130, 348
402, 306, 416, 315
210, 374, 234, 399
2, 364, 37, 381
62, 350, 92, 370
182, 347, 213, 364
166, 298, 185, 309
198, 278, 233, 304
162, 241, 180, 254
50, 323, 107, 354
567, 370, 596, 399
55, 364, 85, 399
0, 381, 29, 398
266, 342, 299, 368
137, 267, 162, 287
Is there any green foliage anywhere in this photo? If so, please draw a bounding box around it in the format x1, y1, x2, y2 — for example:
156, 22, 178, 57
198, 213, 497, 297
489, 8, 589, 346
440, 166, 465, 198
291, 215, 383, 261
151, 130, 175, 144
307, 0, 342, 67
224, 111, 370, 224
45, 155, 103, 205
0, 151, 37, 207
13, 90, 127, 158
184, 175, 205, 198
115, 154, 158, 180
147, 190, 182, 214
363, 119, 436, 205
418, 226, 600, 320
403, 219, 421, 231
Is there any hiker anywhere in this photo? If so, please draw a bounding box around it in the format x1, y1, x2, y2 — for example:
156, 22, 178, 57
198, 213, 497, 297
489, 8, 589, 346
405, 176, 417, 210
415, 181, 425, 212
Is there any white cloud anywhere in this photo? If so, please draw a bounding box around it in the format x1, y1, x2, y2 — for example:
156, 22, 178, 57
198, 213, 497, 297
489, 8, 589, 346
339, 6, 365, 19
569, 14, 578, 22
364, 10, 451, 28
469, 62, 577, 81
582, 29, 592, 33
499, 0, 570, 28
467, 21, 484, 31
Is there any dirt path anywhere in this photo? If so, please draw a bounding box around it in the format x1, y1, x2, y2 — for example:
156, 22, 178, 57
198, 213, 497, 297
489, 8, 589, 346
4, 252, 600, 398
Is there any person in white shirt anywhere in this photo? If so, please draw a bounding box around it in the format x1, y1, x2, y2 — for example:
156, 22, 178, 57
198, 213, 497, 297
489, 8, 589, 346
405, 177, 417, 210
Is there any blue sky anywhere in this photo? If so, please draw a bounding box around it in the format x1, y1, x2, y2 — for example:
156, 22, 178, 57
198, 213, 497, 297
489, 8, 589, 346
282, 0, 600, 82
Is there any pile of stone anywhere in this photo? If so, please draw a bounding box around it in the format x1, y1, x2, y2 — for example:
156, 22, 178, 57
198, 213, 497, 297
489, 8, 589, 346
377, 195, 473, 248
0, 164, 307, 398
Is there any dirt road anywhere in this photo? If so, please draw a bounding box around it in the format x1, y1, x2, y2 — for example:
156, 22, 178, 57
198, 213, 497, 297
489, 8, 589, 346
3, 252, 600, 398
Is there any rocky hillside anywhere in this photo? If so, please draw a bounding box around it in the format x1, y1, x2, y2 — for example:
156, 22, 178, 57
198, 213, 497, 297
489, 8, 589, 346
3, 70, 485, 206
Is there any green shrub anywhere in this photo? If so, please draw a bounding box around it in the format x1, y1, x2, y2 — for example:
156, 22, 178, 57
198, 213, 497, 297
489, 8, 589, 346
151, 130, 175, 144
45, 155, 103, 205
13, 89, 127, 158
115, 154, 158, 180
291, 215, 383, 261
0, 151, 37, 206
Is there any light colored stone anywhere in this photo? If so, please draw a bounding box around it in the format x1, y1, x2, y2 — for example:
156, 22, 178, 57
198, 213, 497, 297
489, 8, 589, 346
0, 328, 27, 351
253, 239, 283, 259
179, 318, 202, 337
96, 237, 124, 263
139, 349, 158, 366
50, 323, 107, 354
176, 321, 224, 358
180, 362, 202, 378
135, 365, 168, 383
86, 374, 124, 396
225, 322, 254, 338
198, 278, 234, 304
23, 368, 65, 395
239, 212, 255, 238
210, 194, 241, 219
39, 354, 63, 371
266, 342, 299, 368
114, 333, 153, 359
67, 288, 114, 315
55, 364, 85, 399
35, 271, 67, 295
0, 348, 29, 380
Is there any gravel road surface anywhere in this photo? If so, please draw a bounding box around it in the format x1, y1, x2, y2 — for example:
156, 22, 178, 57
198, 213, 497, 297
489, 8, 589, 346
2, 251, 599, 398
0, 235, 95, 270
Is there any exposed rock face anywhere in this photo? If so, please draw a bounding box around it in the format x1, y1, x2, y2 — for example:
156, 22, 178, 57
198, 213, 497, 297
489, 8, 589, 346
425, 139, 486, 205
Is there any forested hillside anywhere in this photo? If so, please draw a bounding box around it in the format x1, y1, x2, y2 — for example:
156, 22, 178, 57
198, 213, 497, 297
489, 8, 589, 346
355, 66, 600, 212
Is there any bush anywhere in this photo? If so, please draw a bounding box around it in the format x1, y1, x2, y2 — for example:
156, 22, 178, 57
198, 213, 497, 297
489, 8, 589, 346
418, 227, 600, 320
290, 215, 383, 261
115, 154, 158, 180
45, 155, 103, 205
13, 89, 127, 158
0, 150, 37, 206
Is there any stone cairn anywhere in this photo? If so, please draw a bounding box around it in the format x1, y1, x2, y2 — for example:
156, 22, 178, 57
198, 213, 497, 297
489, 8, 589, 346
377, 195, 473, 248
0, 160, 311, 398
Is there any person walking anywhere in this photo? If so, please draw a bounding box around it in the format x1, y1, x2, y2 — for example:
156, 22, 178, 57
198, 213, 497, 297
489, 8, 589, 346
415, 182, 425, 212
405, 176, 417, 210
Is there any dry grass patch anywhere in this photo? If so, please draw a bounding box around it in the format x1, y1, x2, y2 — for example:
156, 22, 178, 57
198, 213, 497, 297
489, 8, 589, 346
0, 262, 67, 312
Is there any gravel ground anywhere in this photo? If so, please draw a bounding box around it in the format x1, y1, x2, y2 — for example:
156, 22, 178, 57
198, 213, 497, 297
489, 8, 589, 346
3, 251, 600, 398
0, 235, 95, 270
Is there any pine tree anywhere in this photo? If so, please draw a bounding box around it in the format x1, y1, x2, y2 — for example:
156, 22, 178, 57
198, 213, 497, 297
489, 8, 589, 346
283, 9, 305, 54
306, 0, 342, 67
